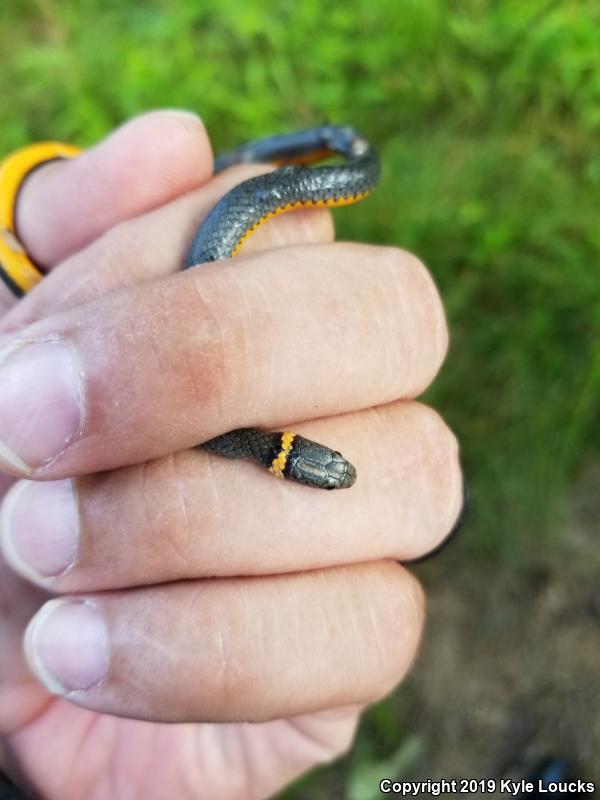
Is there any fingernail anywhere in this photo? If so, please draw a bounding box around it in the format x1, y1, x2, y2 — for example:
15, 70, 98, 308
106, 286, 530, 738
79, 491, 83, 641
0, 340, 83, 473
25, 599, 109, 695
1, 479, 79, 582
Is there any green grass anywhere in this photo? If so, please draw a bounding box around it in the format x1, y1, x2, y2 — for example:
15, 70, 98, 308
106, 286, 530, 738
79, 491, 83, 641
1, 0, 599, 792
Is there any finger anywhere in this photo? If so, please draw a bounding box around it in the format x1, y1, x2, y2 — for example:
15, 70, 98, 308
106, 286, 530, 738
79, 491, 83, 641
2, 164, 334, 330
18, 110, 213, 269
22, 561, 424, 722
0, 402, 462, 590
0, 243, 448, 478
0, 110, 212, 315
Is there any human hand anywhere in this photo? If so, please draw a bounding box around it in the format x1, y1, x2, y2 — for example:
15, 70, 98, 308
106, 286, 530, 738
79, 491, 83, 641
0, 111, 463, 799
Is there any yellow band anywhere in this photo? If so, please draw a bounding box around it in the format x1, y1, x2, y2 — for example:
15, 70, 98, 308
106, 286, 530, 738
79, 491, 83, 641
0, 141, 81, 296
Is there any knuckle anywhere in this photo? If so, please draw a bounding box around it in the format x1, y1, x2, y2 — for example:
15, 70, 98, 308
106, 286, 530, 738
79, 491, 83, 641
381, 245, 430, 286
384, 248, 449, 393
410, 403, 463, 556
386, 571, 425, 686
420, 403, 460, 469
368, 566, 426, 701
407, 251, 449, 369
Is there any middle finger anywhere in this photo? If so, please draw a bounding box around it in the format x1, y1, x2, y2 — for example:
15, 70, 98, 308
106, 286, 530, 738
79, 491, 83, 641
0, 401, 462, 590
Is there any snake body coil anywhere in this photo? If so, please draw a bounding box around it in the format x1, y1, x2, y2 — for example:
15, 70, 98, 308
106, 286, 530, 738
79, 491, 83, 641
184, 125, 380, 490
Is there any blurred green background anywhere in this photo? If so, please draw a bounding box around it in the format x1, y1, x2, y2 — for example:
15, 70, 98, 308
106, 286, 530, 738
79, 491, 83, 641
1, 0, 598, 794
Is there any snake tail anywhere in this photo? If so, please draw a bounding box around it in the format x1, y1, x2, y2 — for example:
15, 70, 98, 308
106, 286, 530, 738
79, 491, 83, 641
184, 124, 380, 267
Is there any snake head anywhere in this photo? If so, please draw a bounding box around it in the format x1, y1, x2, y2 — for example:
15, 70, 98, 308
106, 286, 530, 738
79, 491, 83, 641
285, 435, 357, 490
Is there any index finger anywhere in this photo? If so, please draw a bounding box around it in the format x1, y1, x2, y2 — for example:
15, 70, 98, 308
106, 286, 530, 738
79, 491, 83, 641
0, 242, 448, 478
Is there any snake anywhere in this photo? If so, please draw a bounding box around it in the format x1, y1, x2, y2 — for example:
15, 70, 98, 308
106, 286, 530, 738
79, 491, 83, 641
0, 124, 379, 489
185, 124, 380, 490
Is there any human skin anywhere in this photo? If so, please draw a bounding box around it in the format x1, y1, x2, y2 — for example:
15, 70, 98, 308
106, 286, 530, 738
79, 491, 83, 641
0, 111, 462, 799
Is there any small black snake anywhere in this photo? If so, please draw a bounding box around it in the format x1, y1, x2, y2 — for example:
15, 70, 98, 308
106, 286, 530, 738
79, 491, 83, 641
185, 125, 380, 490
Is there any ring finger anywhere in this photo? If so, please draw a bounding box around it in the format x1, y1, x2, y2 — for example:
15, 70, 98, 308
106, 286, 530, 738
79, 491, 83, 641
22, 560, 424, 723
